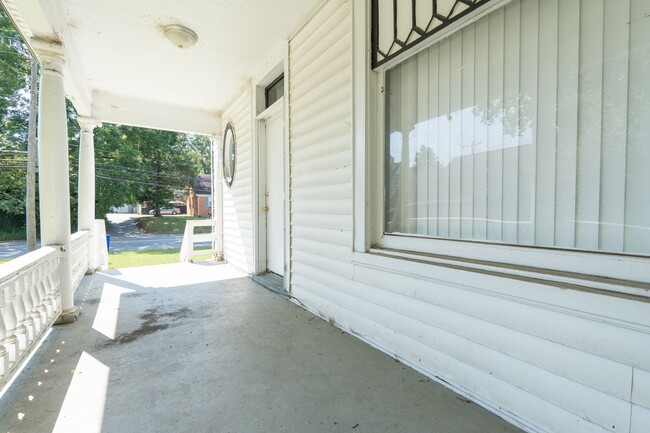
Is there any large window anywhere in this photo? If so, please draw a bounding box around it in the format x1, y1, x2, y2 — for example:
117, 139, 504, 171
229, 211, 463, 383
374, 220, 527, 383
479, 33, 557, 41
384, 0, 650, 256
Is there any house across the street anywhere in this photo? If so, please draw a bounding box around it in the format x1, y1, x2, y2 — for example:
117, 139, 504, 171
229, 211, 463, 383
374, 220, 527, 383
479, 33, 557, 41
186, 174, 212, 217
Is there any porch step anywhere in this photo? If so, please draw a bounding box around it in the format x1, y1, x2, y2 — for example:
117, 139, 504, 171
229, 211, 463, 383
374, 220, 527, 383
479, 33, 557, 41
252, 272, 286, 297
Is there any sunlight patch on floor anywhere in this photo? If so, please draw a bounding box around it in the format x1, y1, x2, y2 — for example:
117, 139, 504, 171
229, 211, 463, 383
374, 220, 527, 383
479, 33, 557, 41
101, 262, 247, 288
51, 351, 109, 433
92, 283, 134, 340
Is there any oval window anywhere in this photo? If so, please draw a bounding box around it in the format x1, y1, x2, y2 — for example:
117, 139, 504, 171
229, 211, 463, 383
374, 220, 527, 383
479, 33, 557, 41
223, 122, 236, 188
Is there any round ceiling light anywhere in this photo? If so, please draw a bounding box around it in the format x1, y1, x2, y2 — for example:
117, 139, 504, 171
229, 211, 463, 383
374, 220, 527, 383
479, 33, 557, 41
163, 24, 198, 49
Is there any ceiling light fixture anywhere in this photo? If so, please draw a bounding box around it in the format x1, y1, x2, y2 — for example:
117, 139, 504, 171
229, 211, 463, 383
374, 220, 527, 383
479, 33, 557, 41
163, 24, 198, 49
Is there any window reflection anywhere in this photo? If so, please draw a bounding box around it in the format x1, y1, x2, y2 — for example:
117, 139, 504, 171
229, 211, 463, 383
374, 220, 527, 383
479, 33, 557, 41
384, 0, 650, 255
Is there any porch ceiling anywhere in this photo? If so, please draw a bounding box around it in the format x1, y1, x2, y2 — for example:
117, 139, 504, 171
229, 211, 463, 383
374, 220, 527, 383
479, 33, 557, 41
2, 0, 322, 133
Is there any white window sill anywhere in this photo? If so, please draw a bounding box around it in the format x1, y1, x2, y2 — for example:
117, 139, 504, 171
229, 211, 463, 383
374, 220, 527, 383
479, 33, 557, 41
351, 247, 650, 301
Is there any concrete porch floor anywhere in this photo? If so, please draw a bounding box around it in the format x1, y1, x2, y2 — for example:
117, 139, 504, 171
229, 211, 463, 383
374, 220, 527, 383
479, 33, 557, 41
0, 262, 523, 433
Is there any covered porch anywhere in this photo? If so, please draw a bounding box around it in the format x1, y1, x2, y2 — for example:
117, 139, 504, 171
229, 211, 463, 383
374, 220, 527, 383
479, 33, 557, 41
1, 1, 649, 432
0, 262, 520, 433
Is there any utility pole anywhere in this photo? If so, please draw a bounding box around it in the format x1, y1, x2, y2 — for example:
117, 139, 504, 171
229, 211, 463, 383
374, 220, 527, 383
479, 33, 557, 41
26, 58, 38, 251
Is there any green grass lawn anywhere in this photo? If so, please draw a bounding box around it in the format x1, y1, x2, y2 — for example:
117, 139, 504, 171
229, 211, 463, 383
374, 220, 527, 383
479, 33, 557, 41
133, 215, 211, 234
1, 248, 212, 269
108, 247, 212, 269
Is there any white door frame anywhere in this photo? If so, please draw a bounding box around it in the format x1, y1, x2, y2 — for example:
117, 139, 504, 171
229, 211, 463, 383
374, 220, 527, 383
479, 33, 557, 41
251, 56, 290, 293
256, 99, 283, 274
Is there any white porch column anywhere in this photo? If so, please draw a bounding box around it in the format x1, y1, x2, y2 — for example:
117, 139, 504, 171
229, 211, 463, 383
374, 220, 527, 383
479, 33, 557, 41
77, 117, 101, 272
32, 39, 78, 322
212, 134, 224, 260
77, 117, 101, 232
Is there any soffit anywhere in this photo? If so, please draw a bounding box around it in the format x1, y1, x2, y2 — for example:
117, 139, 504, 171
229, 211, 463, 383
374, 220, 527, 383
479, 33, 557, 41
60, 0, 321, 113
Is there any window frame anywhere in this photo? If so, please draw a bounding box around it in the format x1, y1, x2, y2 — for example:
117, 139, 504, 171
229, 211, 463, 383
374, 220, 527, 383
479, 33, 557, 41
352, 0, 650, 292
264, 74, 284, 109
222, 122, 236, 189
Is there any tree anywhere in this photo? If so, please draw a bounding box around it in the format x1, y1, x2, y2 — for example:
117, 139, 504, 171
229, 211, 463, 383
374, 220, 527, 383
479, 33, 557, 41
183, 134, 211, 174
0, 7, 31, 237
92, 124, 141, 218
122, 126, 201, 217
84, 124, 211, 219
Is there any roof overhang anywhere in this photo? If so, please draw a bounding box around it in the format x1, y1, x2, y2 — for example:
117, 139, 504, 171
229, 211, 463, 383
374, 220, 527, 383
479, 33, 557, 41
1, 0, 322, 134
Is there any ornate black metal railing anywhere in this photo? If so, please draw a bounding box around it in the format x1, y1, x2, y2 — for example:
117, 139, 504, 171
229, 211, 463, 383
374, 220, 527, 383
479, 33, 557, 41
371, 0, 495, 69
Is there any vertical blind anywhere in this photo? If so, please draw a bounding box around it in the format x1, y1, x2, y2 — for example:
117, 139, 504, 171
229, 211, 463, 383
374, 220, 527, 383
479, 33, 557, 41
385, 0, 650, 255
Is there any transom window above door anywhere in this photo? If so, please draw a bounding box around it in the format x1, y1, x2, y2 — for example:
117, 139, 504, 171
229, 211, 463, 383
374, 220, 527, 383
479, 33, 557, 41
265, 74, 284, 108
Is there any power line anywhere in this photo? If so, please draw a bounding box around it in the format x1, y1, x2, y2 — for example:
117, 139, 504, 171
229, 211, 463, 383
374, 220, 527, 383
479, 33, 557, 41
0, 167, 196, 191
95, 163, 197, 180
2, 162, 194, 185
67, 161, 196, 182
97, 168, 187, 186
95, 174, 187, 189
67, 158, 199, 181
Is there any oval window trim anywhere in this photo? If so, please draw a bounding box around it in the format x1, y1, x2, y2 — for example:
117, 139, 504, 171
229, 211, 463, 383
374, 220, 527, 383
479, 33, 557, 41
223, 122, 236, 188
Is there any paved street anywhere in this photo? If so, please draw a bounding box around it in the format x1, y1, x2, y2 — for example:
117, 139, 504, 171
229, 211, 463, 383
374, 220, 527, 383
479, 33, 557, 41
0, 214, 208, 259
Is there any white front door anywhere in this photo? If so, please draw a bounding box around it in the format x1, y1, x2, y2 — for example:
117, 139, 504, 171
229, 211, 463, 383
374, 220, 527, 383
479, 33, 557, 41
264, 111, 284, 275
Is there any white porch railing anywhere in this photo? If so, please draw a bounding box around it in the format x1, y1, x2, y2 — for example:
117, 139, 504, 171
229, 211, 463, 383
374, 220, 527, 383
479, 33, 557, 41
92, 219, 109, 272
0, 246, 62, 389
0, 224, 106, 390
180, 220, 216, 262
71, 231, 90, 292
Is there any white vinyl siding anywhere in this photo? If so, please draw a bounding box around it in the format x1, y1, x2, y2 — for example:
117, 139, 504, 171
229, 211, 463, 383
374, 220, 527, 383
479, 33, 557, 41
384, 0, 650, 256
289, 0, 354, 290
284, 1, 650, 433
222, 87, 254, 274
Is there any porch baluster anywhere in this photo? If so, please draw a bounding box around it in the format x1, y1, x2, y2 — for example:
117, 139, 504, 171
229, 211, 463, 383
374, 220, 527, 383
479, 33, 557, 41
46, 258, 61, 315
13, 281, 28, 354
28, 271, 44, 334
0, 293, 8, 378
2, 284, 18, 364
35, 267, 50, 324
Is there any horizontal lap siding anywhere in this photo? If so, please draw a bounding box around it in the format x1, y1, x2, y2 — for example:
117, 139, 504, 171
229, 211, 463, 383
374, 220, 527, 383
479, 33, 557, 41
222, 87, 254, 273
289, 0, 354, 291
287, 1, 650, 432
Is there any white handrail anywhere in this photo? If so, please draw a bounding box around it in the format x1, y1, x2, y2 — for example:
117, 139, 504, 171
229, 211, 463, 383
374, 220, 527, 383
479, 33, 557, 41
0, 246, 62, 389
180, 220, 216, 262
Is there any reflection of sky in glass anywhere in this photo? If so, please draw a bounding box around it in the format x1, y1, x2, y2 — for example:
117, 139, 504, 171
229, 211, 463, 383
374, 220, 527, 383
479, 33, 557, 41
383, 0, 650, 255
389, 132, 402, 163
389, 101, 534, 167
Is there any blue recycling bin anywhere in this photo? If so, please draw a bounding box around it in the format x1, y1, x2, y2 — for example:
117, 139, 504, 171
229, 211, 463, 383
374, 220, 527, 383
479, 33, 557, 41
106, 234, 111, 252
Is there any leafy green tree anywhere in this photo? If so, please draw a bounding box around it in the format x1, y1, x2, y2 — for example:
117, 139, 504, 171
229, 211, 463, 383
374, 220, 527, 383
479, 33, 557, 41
0, 8, 31, 236
183, 134, 211, 174
0, 9, 29, 141
92, 124, 141, 218
122, 126, 200, 217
